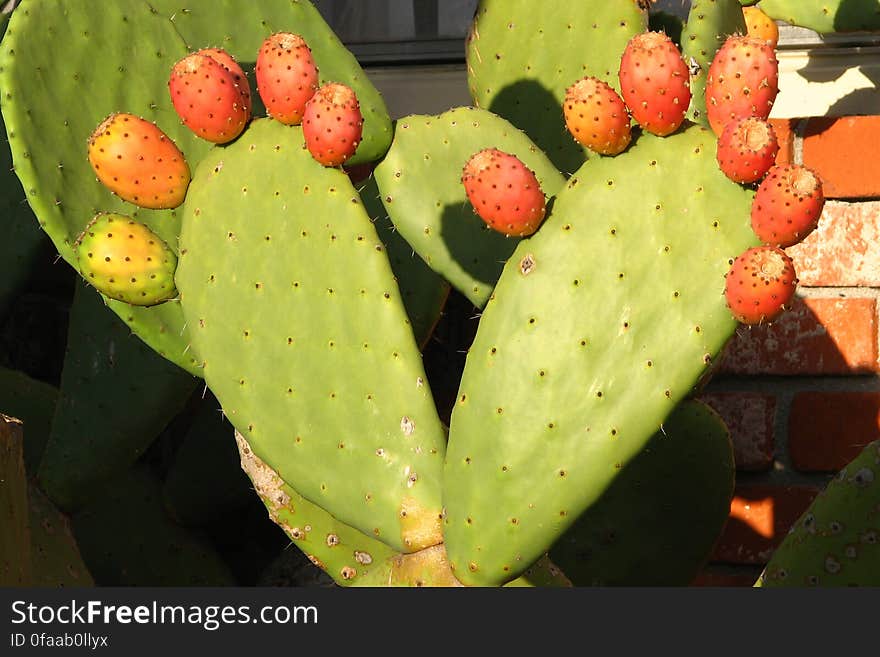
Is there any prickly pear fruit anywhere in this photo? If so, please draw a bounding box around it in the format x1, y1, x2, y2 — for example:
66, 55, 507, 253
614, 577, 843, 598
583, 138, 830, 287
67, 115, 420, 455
724, 245, 797, 324
706, 35, 779, 137
168, 53, 250, 144
751, 164, 825, 247
461, 148, 546, 237
198, 47, 252, 115
618, 31, 691, 137
716, 117, 779, 184
563, 77, 632, 156
87, 113, 190, 209
74, 213, 177, 306
302, 82, 364, 166
744, 6, 779, 48
255, 32, 319, 126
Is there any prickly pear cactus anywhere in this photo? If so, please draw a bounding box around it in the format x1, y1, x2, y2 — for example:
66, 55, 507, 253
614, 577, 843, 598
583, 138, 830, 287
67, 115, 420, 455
37, 282, 197, 512
236, 431, 399, 587
0, 0, 393, 375
758, 440, 880, 587
0, 10, 44, 320
550, 400, 735, 586
681, 0, 748, 127
356, 174, 450, 348
145, 0, 393, 163
0, 0, 209, 374
758, 0, 880, 33
177, 119, 447, 554
374, 107, 565, 309
466, 0, 647, 173
443, 126, 759, 585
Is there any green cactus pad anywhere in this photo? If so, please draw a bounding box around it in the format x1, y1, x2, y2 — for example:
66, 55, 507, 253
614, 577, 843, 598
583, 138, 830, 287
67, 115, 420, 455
0, 415, 30, 586
550, 400, 734, 586
27, 484, 94, 587
444, 125, 760, 586
0, 11, 45, 320
37, 282, 198, 511
466, 0, 647, 174
177, 119, 447, 553
758, 440, 880, 587
74, 213, 178, 306
71, 465, 236, 586
0, 0, 212, 374
236, 431, 399, 586
162, 395, 254, 527
374, 107, 565, 309
0, 366, 58, 475
758, 0, 880, 33
357, 174, 450, 349
146, 0, 393, 165
681, 0, 748, 127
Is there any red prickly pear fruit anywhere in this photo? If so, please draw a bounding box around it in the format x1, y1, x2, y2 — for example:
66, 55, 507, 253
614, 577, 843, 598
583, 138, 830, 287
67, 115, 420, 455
716, 117, 779, 184
74, 213, 178, 306
255, 32, 319, 126
168, 53, 250, 144
706, 35, 779, 137
751, 164, 825, 247
461, 148, 546, 237
87, 113, 190, 209
198, 47, 252, 115
618, 31, 691, 137
302, 82, 363, 167
563, 76, 632, 156
724, 246, 797, 325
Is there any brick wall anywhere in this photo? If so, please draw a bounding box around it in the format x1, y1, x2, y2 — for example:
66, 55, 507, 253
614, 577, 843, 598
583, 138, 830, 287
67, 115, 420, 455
694, 117, 880, 586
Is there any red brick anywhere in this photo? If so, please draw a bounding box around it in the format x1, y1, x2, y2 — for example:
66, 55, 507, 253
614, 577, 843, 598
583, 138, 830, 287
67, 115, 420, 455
787, 201, 880, 287
802, 116, 880, 199
721, 296, 879, 376
711, 485, 820, 564
788, 392, 880, 472
700, 392, 775, 471
769, 118, 796, 166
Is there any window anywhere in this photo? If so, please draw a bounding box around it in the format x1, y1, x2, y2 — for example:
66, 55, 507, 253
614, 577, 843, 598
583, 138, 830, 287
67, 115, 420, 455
313, 0, 478, 64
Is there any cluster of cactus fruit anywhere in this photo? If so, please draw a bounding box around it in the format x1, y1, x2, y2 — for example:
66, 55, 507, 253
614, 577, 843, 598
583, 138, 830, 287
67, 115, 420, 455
1, 0, 878, 587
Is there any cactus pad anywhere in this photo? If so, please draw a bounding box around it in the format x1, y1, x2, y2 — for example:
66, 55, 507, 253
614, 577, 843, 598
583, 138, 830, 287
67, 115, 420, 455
356, 174, 450, 348
177, 119, 447, 553
71, 466, 236, 586
681, 0, 748, 128
759, 440, 880, 587
374, 107, 565, 309
237, 431, 399, 586
37, 283, 197, 511
550, 400, 735, 586
466, 0, 647, 173
0, 0, 211, 374
758, 0, 880, 33
443, 125, 759, 585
